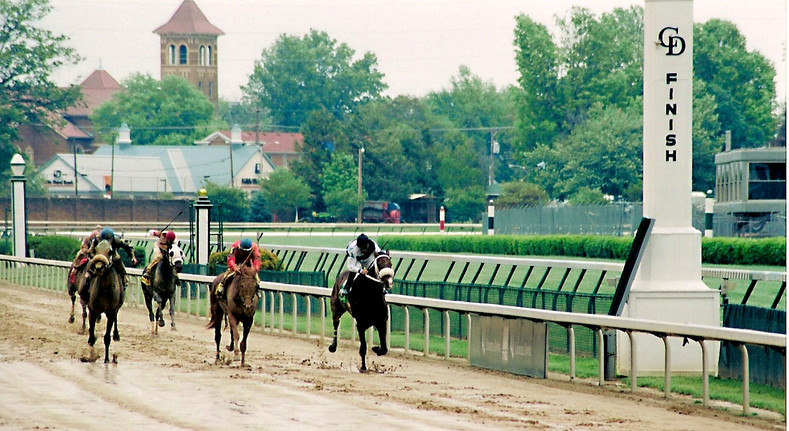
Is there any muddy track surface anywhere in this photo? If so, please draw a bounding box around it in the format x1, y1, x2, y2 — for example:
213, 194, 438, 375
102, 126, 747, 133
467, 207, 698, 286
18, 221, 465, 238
0, 284, 783, 430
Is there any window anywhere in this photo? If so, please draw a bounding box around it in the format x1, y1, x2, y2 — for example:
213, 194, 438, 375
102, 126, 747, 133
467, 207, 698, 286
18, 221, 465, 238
208, 82, 212, 97
255, 163, 260, 174
207, 46, 212, 65
169, 45, 176, 65
179, 45, 187, 64
198, 81, 202, 91
199, 46, 205, 65
748, 162, 786, 200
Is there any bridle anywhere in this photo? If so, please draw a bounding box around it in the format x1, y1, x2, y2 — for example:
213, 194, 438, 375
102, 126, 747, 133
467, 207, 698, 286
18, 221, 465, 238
363, 253, 394, 290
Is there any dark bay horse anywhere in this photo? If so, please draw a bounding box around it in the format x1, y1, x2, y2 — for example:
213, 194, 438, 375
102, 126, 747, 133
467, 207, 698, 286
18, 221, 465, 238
328, 250, 394, 372
207, 264, 259, 367
78, 240, 124, 363
142, 242, 183, 334
68, 258, 90, 331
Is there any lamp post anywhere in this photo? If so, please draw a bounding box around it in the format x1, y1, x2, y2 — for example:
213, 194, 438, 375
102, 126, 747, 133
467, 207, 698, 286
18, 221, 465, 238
357, 147, 365, 223
10, 154, 27, 258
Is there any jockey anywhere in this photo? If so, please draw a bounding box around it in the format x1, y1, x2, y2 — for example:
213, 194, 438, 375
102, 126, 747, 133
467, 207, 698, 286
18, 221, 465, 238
341, 233, 381, 296
141, 230, 176, 287
86, 227, 137, 289
215, 237, 261, 297
68, 224, 102, 285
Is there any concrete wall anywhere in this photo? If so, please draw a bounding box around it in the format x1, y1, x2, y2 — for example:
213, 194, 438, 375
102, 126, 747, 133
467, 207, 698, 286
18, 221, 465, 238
0, 197, 192, 223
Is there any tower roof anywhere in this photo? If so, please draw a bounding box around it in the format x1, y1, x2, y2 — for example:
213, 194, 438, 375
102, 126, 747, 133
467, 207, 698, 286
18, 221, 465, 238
65, 69, 121, 117
153, 0, 224, 36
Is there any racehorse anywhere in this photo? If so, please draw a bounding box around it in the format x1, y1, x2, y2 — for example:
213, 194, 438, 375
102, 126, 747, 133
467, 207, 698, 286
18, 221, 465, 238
142, 242, 184, 334
207, 264, 259, 367
67, 258, 90, 330
78, 240, 124, 363
328, 250, 394, 372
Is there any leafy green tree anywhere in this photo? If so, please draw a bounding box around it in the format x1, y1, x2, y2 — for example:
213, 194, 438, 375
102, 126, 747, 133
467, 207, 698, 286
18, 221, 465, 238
291, 109, 347, 211
512, 15, 560, 151
248, 192, 272, 222
218, 99, 273, 131
258, 169, 312, 221
691, 79, 721, 193
694, 19, 777, 148
203, 181, 249, 222
243, 29, 386, 128
568, 187, 608, 205
321, 152, 363, 221
91, 74, 216, 145
496, 181, 549, 207
0, 0, 80, 190
444, 186, 486, 222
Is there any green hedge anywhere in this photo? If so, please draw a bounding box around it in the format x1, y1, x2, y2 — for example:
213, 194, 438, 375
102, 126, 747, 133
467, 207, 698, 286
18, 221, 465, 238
380, 235, 785, 266
25, 235, 145, 267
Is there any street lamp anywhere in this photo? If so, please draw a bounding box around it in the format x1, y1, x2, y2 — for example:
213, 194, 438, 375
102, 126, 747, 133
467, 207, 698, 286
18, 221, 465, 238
357, 147, 365, 223
10, 154, 27, 258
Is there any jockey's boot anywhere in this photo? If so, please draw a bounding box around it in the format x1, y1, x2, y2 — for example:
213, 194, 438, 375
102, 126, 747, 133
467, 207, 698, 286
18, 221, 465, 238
215, 282, 224, 297
141, 271, 151, 286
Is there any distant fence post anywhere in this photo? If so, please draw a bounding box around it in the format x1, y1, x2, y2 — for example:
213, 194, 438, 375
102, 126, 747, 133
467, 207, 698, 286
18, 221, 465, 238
439, 206, 445, 234
487, 200, 494, 235
705, 194, 714, 238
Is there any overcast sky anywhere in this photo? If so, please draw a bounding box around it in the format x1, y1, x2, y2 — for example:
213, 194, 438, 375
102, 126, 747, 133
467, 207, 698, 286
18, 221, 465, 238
43, 0, 786, 103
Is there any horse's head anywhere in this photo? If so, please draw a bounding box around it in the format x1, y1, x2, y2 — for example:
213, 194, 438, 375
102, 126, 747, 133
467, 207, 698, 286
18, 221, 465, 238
370, 250, 394, 291
168, 242, 184, 273
88, 240, 113, 275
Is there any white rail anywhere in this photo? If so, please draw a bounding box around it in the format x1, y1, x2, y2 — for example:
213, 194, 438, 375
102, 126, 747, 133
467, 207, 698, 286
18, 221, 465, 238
1, 254, 783, 415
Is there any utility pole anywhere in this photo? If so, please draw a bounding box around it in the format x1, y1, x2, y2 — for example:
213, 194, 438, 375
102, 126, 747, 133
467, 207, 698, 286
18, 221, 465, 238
72, 142, 78, 198
488, 130, 499, 186
357, 146, 365, 223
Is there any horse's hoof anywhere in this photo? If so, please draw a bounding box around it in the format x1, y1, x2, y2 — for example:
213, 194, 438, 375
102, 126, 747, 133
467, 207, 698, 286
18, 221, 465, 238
113, 334, 120, 342
158, 319, 165, 328
359, 366, 368, 373
372, 346, 388, 356
328, 345, 337, 353
68, 316, 75, 324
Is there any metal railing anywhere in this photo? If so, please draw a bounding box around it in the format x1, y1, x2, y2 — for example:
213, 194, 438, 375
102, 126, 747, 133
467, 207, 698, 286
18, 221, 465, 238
0, 254, 783, 415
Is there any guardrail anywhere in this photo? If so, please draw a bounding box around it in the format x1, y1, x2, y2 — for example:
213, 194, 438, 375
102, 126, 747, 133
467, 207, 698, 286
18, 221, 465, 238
0, 254, 783, 415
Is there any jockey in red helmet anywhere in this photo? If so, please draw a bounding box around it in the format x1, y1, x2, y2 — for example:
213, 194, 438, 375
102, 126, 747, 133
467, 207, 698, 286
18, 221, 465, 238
215, 237, 261, 297
141, 230, 176, 286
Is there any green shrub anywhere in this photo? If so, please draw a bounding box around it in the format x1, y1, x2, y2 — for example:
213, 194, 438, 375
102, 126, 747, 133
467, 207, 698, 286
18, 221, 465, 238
30, 235, 80, 261
381, 235, 785, 266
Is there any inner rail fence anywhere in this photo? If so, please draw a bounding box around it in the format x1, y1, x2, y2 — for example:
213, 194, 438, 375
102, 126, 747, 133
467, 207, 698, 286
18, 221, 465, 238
0, 254, 784, 415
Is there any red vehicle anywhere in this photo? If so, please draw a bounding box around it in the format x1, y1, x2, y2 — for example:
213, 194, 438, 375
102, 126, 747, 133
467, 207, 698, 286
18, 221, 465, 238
362, 201, 401, 223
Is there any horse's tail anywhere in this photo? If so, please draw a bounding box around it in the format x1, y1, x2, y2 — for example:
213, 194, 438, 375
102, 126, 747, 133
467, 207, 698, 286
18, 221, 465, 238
206, 281, 221, 329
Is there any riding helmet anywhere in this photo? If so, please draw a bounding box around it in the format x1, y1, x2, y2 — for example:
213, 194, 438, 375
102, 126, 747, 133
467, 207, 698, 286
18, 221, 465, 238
356, 233, 372, 251
100, 227, 114, 241
165, 231, 176, 242
239, 237, 253, 251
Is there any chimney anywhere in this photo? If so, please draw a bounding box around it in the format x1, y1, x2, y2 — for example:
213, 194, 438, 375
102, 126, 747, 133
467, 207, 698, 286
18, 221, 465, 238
117, 123, 131, 147
231, 123, 243, 145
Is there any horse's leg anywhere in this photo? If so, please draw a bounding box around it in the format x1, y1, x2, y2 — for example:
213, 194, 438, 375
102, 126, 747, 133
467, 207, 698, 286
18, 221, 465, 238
104, 311, 116, 363
156, 300, 165, 327
142, 285, 156, 333
226, 314, 239, 357
240, 318, 252, 367
87, 310, 97, 347
168, 296, 177, 331
371, 321, 388, 357
328, 298, 345, 353
112, 317, 120, 342
68, 283, 77, 324
358, 325, 368, 372
80, 301, 88, 335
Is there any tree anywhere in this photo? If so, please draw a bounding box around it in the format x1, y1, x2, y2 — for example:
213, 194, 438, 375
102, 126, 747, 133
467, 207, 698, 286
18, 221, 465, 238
218, 99, 272, 132
694, 19, 777, 148
203, 181, 249, 222
91, 74, 217, 145
568, 187, 608, 205
320, 152, 364, 221
243, 29, 387, 128
248, 192, 272, 222
291, 109, 347, 211
258, 169, 312, 221
0, 0, 80, 179
495, 181, 549, 207
444, 186, 486, 222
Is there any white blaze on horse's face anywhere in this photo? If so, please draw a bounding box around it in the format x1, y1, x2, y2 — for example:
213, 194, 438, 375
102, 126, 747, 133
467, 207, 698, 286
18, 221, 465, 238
169, 244, 184, 272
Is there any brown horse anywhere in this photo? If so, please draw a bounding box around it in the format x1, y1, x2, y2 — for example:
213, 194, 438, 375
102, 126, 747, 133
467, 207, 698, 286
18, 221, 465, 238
207, 264, 258, 367
328, 250, 394, 372
67, 258, 90, 331
78, 240, 124, 363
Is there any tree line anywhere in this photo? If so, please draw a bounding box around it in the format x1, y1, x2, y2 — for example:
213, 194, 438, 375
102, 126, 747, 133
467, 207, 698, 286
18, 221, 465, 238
0, 1, 783, 222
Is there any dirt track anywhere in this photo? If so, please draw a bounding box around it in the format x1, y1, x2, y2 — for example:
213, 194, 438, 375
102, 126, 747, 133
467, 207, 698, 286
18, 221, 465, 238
0, 283, 783, 430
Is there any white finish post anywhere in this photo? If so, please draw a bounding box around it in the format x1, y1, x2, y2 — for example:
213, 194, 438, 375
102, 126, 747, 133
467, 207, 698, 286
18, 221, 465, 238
487, 200, 494, 235
704, 195, 714, 237
620, 0, 720, 375
439, 206, 445, 234
193, 189, 212, 273
10, 154, 27, 259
